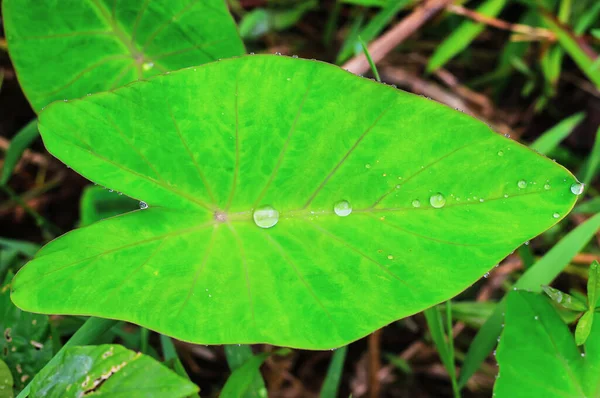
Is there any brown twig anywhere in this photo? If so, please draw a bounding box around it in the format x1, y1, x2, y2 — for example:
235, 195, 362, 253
447, 4, 555, 42
343, 0, 454, 75
368, 330, 382, 398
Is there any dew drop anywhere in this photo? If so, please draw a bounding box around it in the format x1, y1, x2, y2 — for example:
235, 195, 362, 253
429, 193, 446, 208
387, 255, 394, 260
570, 182, 584, 195
553, 212, 560, 219
253, 206, 279, 228
142, 61, 154, 71
412, 199, 421, 208
544, 183, 551, 190
365, 163, 371, 169
581, 352, 586, 357
139, 201, 148, 210
334, 200, 352, 217
517, 180, 527, 189
483, 272, 490, 278
292, 55, 299, 58
534, 316, 539, 320
497, 150, 504, 156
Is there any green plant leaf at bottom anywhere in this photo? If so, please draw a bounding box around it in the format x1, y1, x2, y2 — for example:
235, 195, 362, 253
11, 55, 580, 349
29, 344, 198, 397
2, 0, 245, 112
495, 291, 600, 397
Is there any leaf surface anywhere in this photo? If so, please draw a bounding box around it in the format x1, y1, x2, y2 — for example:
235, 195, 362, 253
2, 0, 245, 112
495, 291, 600, 397
12, 55, 579, 349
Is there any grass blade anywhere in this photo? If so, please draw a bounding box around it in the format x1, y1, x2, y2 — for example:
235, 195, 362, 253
358, 36, 381, 82
0, 120, 39, 186
529, 112, 585, 155
427, 0, 508, 72
320, 346, 348, 398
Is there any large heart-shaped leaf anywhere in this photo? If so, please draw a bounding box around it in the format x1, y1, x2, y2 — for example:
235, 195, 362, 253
2, 0, 245, 112
495, 291, 600, 397
29, 344, 198, 397
11, 56, 579, 349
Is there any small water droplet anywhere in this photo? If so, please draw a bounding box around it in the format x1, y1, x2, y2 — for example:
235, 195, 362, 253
497, 150, 504, 156
253, 206, 279, 228
581, 353, 585, 357
483, 272, 490, 278
479, 198, 484, 202
249, 52, 255, 55
524, 241, 529, 246
142, 61, 154, 71
544, 183, 551, 190
412, 199, 421, 208
553, 212, 560, 219
517, 180, 527, 189
387, 255, 394, 260
429, 193, 446, 208
139, 201, 148, 209
63, 99, 68, 102
570, 182, 584, 195
534, 316, 539, 320
334, 200, 352, 217
365, 164, 371, 169
292, 55, 298, 58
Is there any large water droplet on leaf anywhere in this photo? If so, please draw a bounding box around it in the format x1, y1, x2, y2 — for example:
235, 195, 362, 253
517, 180, 527, 189
570, 182, 584, 195
253, 206, 279, 229
429, 193, 446, 208
334, 200, 352, 217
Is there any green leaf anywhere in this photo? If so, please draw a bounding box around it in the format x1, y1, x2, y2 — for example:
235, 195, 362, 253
0, 359, 14, 398
0, 120, 38, 186
529, 112, 585, 155
12, 55, 579, 349
29, 344, 198, 397
79, 185, 139, 227
495, 291, 600, 397
2, 0, 245, 112
541, 285, 587, 311
224, 345, 266, 398
0, 273, 52, 393
459, 211, 600, 387
427, 0, 508, 73
320, 346, 348, 398
588, 260, 600, 308
575, 309, 594, 346
542, 14, 600, 89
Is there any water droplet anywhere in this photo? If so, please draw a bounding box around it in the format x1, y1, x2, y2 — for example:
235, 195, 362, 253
534, 316, 539, 320
387, 255, 394, 260
497, 150, 504, 156
142, 61, 154, 71
139, 201, 148, 209
544, 183, 551, 190
249, 52, 255, 55
479, 198, 484, 202
365, 164, 371, 169
483, 272, 490, 278
553, 212, 560, 219
503, 194, 509, 198
570, 182, 584, 195
275, 52, 281, 55
429, 193, 446, 208
517, 180, 527, 189
334, 200, 352, 217
412, 199, 421, 208
292, 55, 299, 58
524, 241, 529, 246
253, 206, 279, 228
63, 99, 68, 102
108, 189, 113, 193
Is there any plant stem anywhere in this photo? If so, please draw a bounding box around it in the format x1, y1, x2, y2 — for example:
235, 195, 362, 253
17, 317, 118, 398
446, 301, 461, 398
